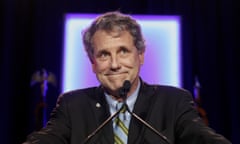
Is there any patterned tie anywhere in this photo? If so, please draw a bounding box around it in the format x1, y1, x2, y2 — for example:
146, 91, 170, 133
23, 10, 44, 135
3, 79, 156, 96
114, 103, 128, 144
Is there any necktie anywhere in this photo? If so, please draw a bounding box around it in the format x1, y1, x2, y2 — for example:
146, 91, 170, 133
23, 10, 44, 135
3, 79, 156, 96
114, 103, 128, 144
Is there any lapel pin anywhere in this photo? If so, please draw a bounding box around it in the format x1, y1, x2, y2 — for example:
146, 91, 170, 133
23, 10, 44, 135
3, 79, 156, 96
96, 103, 101, 108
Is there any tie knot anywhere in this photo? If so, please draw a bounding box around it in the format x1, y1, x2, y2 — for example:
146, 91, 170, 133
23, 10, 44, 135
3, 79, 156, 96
120, 105, 127, 113
116, 102, 127, 113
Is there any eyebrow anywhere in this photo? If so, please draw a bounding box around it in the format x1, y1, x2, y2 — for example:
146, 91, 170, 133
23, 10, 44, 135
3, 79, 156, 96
95, 49, 109, 56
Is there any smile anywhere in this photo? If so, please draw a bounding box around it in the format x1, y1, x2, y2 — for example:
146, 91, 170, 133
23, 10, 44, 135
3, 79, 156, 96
105, 72, 127, 76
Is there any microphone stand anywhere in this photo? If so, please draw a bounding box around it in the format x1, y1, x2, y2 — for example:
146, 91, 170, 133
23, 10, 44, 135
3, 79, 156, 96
120, 80, 171, 144
123, 103, 171, 144
82, 81, 129, 144
82, 107, 122, 144
82, 80, 171, 144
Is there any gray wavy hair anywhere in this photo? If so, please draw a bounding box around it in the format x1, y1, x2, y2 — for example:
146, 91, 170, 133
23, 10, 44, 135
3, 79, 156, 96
82, 11, 146, 63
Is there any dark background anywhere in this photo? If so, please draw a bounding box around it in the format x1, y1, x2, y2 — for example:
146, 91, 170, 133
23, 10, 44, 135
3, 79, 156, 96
1, 0, 239, 143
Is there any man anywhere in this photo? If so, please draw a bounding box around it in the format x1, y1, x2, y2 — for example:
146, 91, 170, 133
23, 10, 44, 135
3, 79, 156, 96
24, 11, 231, 144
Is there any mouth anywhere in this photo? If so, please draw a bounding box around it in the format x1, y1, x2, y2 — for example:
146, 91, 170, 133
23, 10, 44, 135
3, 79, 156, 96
105, 71, 127, 76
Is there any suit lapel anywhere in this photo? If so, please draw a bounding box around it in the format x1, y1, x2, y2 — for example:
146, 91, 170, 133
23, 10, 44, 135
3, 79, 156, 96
88, 87, 114, 144
128, 82, 158, 144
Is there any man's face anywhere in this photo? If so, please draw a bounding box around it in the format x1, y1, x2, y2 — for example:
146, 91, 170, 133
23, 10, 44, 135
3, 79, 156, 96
91, 30, 144, 96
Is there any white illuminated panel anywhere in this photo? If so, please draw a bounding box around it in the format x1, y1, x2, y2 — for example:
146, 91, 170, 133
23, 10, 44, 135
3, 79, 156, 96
62, 14, 181, 93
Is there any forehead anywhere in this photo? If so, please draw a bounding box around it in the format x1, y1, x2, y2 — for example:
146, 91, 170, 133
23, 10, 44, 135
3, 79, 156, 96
92, 31, 137, 54
92, 30, 134, 47
93, 29, 130, 38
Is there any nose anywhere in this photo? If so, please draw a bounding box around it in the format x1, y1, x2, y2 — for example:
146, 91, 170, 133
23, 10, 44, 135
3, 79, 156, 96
110, 55, 121, 70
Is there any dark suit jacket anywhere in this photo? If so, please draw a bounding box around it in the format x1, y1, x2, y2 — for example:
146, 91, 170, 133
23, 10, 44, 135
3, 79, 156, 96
25, 81, 231, 144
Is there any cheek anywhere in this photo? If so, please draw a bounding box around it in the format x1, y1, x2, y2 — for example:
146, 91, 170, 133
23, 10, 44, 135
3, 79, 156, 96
121, 56, 138, 66
131, 54, 143, 65
92, 61, 109, 73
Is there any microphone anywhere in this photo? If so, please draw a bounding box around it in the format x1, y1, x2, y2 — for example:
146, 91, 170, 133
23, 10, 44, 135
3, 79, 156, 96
119, 80, 131, 99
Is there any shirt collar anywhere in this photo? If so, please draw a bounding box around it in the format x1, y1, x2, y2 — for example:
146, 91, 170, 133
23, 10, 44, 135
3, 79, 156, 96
105, 81, 140, 115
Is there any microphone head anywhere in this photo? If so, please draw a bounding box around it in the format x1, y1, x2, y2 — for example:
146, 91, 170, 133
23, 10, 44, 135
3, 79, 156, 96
119, 80, 131, 98
123, 80, 131, 91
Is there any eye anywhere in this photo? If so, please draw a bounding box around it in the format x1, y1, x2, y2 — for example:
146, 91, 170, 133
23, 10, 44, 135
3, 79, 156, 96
100, 52, 108, 57
119, 47, 129, 55
96, 51, 109, 61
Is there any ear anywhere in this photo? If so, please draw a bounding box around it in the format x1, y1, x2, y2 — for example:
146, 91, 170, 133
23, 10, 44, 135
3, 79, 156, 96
139, 52, 144, 65
92, 63, 96, 73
